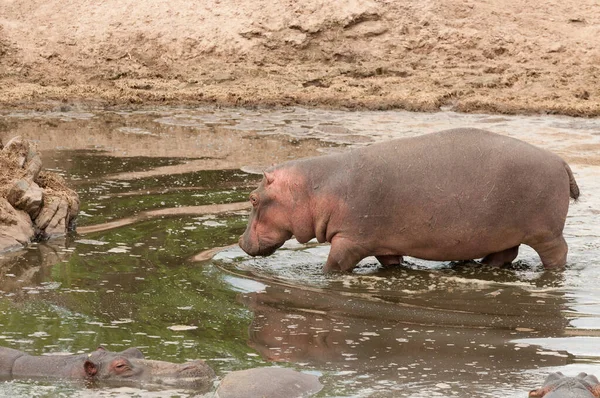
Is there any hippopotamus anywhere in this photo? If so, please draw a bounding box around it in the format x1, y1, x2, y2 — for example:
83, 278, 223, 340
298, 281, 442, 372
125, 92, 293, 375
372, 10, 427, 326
216, 367, 323, 398
0, 346, 323, 397
239, 128, 579, 272
0, 346, 215, 391
529, 372, 600, 397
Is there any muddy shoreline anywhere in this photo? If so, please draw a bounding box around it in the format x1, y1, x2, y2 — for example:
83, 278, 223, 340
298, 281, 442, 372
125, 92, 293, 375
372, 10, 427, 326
1, 64, 599, 117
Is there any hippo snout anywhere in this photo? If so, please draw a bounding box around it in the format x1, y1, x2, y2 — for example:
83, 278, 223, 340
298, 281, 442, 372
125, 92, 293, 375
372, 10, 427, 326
144, 359, 213, 377
141, 359, 215, 391
176, 361, 211, 378
239, 234, 284, 257
238, 234, 258, 256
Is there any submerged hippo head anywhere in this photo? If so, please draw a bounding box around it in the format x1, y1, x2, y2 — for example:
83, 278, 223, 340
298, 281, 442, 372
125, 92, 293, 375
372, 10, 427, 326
529, 372, 600, 398
239, 169, 297, 257
83, 347, 215, 390
4, 346, 215, 392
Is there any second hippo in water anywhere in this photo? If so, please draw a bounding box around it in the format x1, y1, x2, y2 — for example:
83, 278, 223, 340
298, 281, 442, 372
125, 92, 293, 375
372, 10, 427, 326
530, 372, 600, 397
239, 128, 580, 272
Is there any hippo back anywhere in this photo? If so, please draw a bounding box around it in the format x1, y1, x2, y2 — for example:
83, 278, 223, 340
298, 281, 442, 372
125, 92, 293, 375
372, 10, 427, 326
216, 367, 322, 398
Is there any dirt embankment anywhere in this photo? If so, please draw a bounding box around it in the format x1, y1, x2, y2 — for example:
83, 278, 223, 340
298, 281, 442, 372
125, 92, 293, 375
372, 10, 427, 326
0, 0, 599, 115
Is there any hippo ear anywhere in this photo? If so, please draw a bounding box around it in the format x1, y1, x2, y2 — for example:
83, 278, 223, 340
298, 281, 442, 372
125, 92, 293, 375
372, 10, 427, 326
96, 346, 107, 352
84, 360, 98, 377
120, 347, 144, 359
528, 389, 547, 398
263, 171, 274, 185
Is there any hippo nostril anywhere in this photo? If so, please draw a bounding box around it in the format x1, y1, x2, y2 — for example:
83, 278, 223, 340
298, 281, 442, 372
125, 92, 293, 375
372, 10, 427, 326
177, 364, 202, 377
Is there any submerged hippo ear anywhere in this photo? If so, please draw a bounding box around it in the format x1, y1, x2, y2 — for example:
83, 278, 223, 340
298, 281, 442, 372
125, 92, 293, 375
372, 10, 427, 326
529, 388, 549, 398
263, 171, 274, 185
84, 360, 98, 377
120, 347, 144, 359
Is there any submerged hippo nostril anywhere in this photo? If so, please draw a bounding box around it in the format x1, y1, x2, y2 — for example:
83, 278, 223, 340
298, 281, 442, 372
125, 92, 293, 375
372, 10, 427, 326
179, 365, 199, 373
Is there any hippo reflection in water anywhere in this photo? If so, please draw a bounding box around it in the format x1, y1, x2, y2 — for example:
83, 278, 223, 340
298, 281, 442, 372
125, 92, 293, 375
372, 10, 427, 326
0, 346, 323, 397
530, 373, 600, 398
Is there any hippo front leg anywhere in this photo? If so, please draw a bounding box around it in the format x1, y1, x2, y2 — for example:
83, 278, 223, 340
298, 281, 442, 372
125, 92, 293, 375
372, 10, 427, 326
324, 237, 366, 273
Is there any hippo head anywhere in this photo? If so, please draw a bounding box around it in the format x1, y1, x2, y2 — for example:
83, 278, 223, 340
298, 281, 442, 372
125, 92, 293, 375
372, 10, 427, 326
529, 372, 600, 398
83, 347, 215, 391
82, 347, 144, 379
239, 170, 295, 257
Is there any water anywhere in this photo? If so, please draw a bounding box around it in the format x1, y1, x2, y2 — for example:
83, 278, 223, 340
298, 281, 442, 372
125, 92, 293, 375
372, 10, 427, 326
0, 107, 599, 397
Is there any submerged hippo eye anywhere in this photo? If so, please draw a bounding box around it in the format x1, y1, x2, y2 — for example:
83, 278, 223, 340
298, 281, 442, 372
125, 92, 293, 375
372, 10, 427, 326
249, 194, 259, 207
112, 359, 132, 374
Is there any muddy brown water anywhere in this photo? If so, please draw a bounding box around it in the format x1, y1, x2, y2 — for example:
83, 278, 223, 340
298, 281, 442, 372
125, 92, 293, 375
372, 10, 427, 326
0, 107, 598, 397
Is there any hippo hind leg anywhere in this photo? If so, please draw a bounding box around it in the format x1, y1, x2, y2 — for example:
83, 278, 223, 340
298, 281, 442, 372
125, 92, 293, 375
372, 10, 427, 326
376, 255, 404, 267
530, 234, 568, 268
481, 245, 519, 266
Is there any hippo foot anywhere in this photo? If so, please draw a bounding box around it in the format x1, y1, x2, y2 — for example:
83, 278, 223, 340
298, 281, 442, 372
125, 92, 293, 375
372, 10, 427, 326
376, 255, 404, 267
530, 234, 568, 268
480, 245, 519, 266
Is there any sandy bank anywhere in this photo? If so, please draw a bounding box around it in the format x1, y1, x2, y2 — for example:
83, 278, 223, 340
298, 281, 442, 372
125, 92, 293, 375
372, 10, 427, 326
0, 0, 599, 115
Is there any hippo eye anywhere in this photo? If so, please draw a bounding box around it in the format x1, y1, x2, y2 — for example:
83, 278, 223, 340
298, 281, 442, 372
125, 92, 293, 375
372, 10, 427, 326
249, 194, 259, 207
113, 359, 132, 374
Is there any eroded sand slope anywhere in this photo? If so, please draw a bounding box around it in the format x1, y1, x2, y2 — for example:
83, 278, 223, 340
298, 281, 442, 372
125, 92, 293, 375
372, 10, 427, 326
0, 0, 599, 115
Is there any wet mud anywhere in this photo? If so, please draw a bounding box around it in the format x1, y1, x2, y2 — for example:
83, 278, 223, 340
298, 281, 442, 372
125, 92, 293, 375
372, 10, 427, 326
0, 107, 598, 397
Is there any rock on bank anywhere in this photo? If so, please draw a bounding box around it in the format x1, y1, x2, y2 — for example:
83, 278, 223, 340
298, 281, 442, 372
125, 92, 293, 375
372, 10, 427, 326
0, 137, 79, 253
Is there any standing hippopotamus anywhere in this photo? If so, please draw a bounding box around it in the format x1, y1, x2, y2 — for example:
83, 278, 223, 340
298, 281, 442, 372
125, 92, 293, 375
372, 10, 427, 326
239, 128, 579, 272
0, 346, 215, 391
529, 372, 600, 397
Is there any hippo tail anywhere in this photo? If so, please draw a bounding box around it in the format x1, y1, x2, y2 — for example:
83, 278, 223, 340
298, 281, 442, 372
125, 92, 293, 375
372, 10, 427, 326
564, 162, 580, 200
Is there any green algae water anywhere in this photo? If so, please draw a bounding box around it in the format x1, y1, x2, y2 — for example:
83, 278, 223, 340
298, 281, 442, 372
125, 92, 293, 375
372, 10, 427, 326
0, 107, 599, 397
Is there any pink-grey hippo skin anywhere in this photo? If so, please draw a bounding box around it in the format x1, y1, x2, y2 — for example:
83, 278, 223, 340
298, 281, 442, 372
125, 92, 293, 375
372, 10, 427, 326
0, 346, 322, 396
0, 346, 215, 391
216, 367, 323, 398
239, 128, 580, 272
530, 373, 600, 398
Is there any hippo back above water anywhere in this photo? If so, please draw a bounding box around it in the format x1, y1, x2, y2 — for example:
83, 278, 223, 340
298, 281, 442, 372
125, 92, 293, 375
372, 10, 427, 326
239, 128, 579, 272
